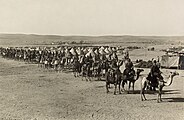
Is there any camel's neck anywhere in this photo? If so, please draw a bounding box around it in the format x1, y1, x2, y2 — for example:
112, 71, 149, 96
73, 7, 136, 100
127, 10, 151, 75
135, 72, 140, 80
164, 75, 174, 86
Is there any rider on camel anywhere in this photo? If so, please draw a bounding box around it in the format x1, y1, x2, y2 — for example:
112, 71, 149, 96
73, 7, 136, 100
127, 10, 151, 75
123, 58, 135, 81
147, 60, 163, 90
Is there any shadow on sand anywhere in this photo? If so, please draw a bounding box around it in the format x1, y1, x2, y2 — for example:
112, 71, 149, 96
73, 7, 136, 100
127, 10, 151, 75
121, 89, 180, 95
162, 90, 181, 95
163, 97, 184, 102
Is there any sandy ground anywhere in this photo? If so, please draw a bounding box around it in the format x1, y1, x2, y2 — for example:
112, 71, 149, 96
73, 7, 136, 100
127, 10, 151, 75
0, 50, 183, 120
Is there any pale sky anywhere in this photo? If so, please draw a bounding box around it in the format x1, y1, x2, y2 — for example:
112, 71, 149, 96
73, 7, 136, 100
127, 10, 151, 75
0, 0, 184, 36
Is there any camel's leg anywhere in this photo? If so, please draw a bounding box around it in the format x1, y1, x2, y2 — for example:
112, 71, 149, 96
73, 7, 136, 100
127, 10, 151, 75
140, 89, 144, 101
157, 95, 160, 103
141, 89, 147, 101
56, 65, 58, 72
132, 81, 135, 92
160, 86, 163, 102
128, 81, 131, 94
114, 83, 117, 95
143, 90, 147, 100
141, 81, 147, 101
157, 86, 163, 103
73, 72, 76, 77
53, 65, 56, 71
88, 76, 91, 81
76, 72, 79, 77
75, 72, 78, 77
157, 86, 161, 103
121, 81, 126, 92
78, 72, 80, 77
106, 83, 109, 93
97, 75, 101, 80
157, 90, 161, 103
119, 82, 121, 94
160, 93, 162, 102
74, 69, 77, 77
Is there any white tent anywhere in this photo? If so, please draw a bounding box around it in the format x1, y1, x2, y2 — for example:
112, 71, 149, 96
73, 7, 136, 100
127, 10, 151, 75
85, 49, 96, 57
104, 48, 111, 54
161, 55, 179, 68
99, 49, 106, 55
70, 48, 78, 56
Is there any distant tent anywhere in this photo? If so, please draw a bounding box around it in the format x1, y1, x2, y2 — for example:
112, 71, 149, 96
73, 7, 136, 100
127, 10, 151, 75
99, 46, 105, 51
161, 55, 184, 69
94, 49, 100, 55
85, 49, 96, 57
83, 48, 89, 54
65, 48, 69, 53
104, 48, 111, 54
77, 48, 85, 56
108, 47, 113, 53
70, 48, 78, 56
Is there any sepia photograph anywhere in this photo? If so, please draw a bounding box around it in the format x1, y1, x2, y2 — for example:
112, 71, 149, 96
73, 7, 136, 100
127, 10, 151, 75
0, 0, 183, 120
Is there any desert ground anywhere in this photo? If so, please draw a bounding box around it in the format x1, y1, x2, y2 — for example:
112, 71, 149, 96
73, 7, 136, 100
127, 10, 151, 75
0, 34, 184, 120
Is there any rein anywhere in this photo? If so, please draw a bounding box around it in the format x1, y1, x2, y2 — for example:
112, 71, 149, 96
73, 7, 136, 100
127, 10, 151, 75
161, 72, 170, 80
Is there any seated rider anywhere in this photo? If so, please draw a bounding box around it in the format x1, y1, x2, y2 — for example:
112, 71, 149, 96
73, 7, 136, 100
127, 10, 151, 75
111, 59, 118, 69
85, 54, 93, 67
147, 60, 163, 89
108, 60, 119, 78
123, 58, 135, 80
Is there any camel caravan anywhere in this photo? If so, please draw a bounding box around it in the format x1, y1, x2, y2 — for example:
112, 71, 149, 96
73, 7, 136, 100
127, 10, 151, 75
0, 46, 179, 102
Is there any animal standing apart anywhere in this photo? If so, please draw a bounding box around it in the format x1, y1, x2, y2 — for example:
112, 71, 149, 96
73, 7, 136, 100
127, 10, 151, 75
140, 71, 179, 102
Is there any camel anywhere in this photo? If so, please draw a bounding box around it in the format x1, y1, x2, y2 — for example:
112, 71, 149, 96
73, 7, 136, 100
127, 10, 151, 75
72, 58, 81, 77
81, 63, 92, 81
105, 68, 122, 95
92, 61, 102, 80
105, 60, 123, 95
140, 71, 179, 102
122, 68, 144, 93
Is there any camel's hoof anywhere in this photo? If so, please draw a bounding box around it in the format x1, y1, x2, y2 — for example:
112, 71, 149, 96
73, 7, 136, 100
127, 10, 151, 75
114, 93, 116, 95
119, 92, 122, 94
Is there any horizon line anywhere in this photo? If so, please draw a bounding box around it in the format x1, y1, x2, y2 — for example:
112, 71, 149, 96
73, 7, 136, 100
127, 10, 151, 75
0, 32, 184, 37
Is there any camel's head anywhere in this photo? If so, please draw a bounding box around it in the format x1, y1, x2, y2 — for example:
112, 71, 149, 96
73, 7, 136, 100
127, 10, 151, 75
170, 71, 179, 77
136, 69, 144, 74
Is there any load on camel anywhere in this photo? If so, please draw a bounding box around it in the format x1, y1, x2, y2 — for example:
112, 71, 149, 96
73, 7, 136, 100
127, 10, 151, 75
140, 71, 179, 102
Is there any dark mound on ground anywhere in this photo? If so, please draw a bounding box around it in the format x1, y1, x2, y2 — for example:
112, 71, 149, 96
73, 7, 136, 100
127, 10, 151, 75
135, 60, 153, 68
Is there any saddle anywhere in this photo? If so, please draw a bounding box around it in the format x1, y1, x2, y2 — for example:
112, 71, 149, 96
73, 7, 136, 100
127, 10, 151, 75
108, 70, 116, 82
123, 69, 135, 80
146, 73, 161, 88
